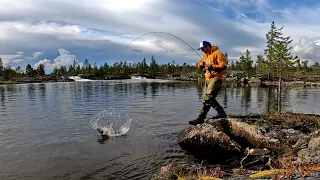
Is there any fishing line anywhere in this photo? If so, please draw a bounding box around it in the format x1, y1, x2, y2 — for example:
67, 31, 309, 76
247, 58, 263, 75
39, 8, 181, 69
124, 31, 202, 59
124, 31, 207, 90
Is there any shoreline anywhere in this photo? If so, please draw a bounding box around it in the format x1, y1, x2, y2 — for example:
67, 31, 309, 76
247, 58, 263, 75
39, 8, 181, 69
1, 79, 320, 87
1, 76, 320, 87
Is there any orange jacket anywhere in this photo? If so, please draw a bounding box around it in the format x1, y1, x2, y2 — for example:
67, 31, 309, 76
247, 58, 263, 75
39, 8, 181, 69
197, 46, 227, 80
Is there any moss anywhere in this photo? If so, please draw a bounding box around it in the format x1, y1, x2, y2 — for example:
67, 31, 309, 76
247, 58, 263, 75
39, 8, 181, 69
249, 169, 286, 179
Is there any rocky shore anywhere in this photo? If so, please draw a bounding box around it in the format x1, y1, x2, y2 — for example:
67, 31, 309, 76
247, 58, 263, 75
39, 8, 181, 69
1, 73, 320, 87
152, 113, 320, 180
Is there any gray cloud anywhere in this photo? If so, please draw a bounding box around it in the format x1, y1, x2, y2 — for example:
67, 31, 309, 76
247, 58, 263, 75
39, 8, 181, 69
0, 0, 320, 72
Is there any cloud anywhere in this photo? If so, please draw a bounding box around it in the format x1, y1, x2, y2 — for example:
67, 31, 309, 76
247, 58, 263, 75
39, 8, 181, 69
291, 37, 320, 64
33, 51, 44, 59
34, 48, 77, 72
0, 0, 320, 73
0, 52, 25, 67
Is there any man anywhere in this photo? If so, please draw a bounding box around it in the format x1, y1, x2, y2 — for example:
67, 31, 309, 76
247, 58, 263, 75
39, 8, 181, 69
189, 41, 228, 125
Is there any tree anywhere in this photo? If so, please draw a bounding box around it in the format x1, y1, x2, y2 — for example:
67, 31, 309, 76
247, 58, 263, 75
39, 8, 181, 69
264, 21, 284, 79
149, 55, 158, 73
37, 64, 45, 76
52, 66, 60, 76
224, 53, 229, 64
244, 49, 254, 76
0, 58, 3, 76
26, 64, 33, 76
83, 59, 89, 73
239, 55, 245, 71
230, 60, 235, 70
264, 21, 298, 112
256, 55, 267, 76
15, 66, 22, 74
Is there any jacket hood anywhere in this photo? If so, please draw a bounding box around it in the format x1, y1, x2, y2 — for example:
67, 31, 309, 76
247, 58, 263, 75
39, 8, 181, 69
211, 46, 219, 52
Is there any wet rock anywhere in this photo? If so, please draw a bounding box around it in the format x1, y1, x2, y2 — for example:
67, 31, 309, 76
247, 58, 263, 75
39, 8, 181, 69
97, 127, 110, 139
298, 137, 320, 163
178, 123, 243, 159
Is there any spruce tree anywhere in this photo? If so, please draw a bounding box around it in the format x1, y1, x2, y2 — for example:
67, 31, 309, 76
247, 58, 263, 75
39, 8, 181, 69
264, 21, 283, 79
256, 55, 267, 76
264, 21, 299, 112
244, 49, 253, 76
0, 58, 3, 76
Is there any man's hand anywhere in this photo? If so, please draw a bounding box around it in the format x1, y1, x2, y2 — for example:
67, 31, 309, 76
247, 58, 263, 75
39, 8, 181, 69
200, 61, 205, 68
198, 61, 205, 69
205, 64, 213, 71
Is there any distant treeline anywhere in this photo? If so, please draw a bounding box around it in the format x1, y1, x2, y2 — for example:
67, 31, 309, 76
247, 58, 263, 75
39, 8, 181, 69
0, 21, 319, 81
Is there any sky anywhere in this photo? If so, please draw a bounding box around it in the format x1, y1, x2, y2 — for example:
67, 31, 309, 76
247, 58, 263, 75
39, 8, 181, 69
1, 0, 320, 73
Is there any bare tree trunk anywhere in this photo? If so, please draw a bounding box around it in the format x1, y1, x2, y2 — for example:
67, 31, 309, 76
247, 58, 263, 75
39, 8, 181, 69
277, 75, 282, 113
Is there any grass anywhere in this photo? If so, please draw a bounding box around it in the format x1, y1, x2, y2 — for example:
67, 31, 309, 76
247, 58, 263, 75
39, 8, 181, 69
229, 111, 320, 134
261, 112, 320, 133
0, 80, 18, 84
249, 157, 320, 179
151, 163, 225, 180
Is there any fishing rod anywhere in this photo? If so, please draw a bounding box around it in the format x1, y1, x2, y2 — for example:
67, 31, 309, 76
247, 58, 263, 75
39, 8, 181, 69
124, 31, 202, 59
124, 31, 207, 81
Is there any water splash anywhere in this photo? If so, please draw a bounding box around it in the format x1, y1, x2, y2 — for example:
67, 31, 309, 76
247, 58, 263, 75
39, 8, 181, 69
90, 107, 132, 137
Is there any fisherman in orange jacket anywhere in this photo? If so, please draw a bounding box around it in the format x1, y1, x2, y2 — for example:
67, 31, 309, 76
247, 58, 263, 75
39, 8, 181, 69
189, 41, 228, 125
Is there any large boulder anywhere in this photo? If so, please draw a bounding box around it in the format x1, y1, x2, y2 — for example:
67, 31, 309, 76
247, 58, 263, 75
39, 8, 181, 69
178, 123, 243, 160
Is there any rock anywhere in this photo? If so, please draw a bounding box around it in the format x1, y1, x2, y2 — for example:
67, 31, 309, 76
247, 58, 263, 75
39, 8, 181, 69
293, 130, 320, 149
178, 118, 297, 162
207, 118, 291, 153
178, 123, 243, 159
249, 77, 261, 84
298, 137, 320, 163
97, 127, 111, 139
265, 127, 306, 145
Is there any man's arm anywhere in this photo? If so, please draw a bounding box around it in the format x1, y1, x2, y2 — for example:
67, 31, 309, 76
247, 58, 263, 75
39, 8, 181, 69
197, 58, 205, 69
211, 51, 227, 72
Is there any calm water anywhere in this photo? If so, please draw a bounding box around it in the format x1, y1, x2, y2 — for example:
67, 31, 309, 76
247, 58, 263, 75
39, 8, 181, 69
0, 80, 319, 180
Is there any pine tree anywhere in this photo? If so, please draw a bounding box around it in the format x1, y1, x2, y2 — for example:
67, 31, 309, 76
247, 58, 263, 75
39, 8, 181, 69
26, 64, 33, 76
150, 55, 158, 74
264, 21, 283, 79
0, 58, 3, 76
239, 55, 245, 71
37, 64, 45, 76
256, 55, 267, 76
264, 21, 299, 112
244, 49, 254, 76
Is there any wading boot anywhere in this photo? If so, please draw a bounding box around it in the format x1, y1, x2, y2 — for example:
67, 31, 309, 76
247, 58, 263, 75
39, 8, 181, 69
189, 114, 205, 126
212, 106, 227, 119
189, 101, 211, 125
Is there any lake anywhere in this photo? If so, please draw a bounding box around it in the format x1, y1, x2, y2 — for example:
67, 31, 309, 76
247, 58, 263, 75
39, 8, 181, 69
0, 79, 319, 180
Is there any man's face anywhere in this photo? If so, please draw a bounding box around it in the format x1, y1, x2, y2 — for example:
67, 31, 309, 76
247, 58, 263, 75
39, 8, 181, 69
201, 46, 210, 54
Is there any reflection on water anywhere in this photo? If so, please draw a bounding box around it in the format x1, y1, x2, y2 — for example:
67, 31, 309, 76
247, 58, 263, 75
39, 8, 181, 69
0, 80, 319, 180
